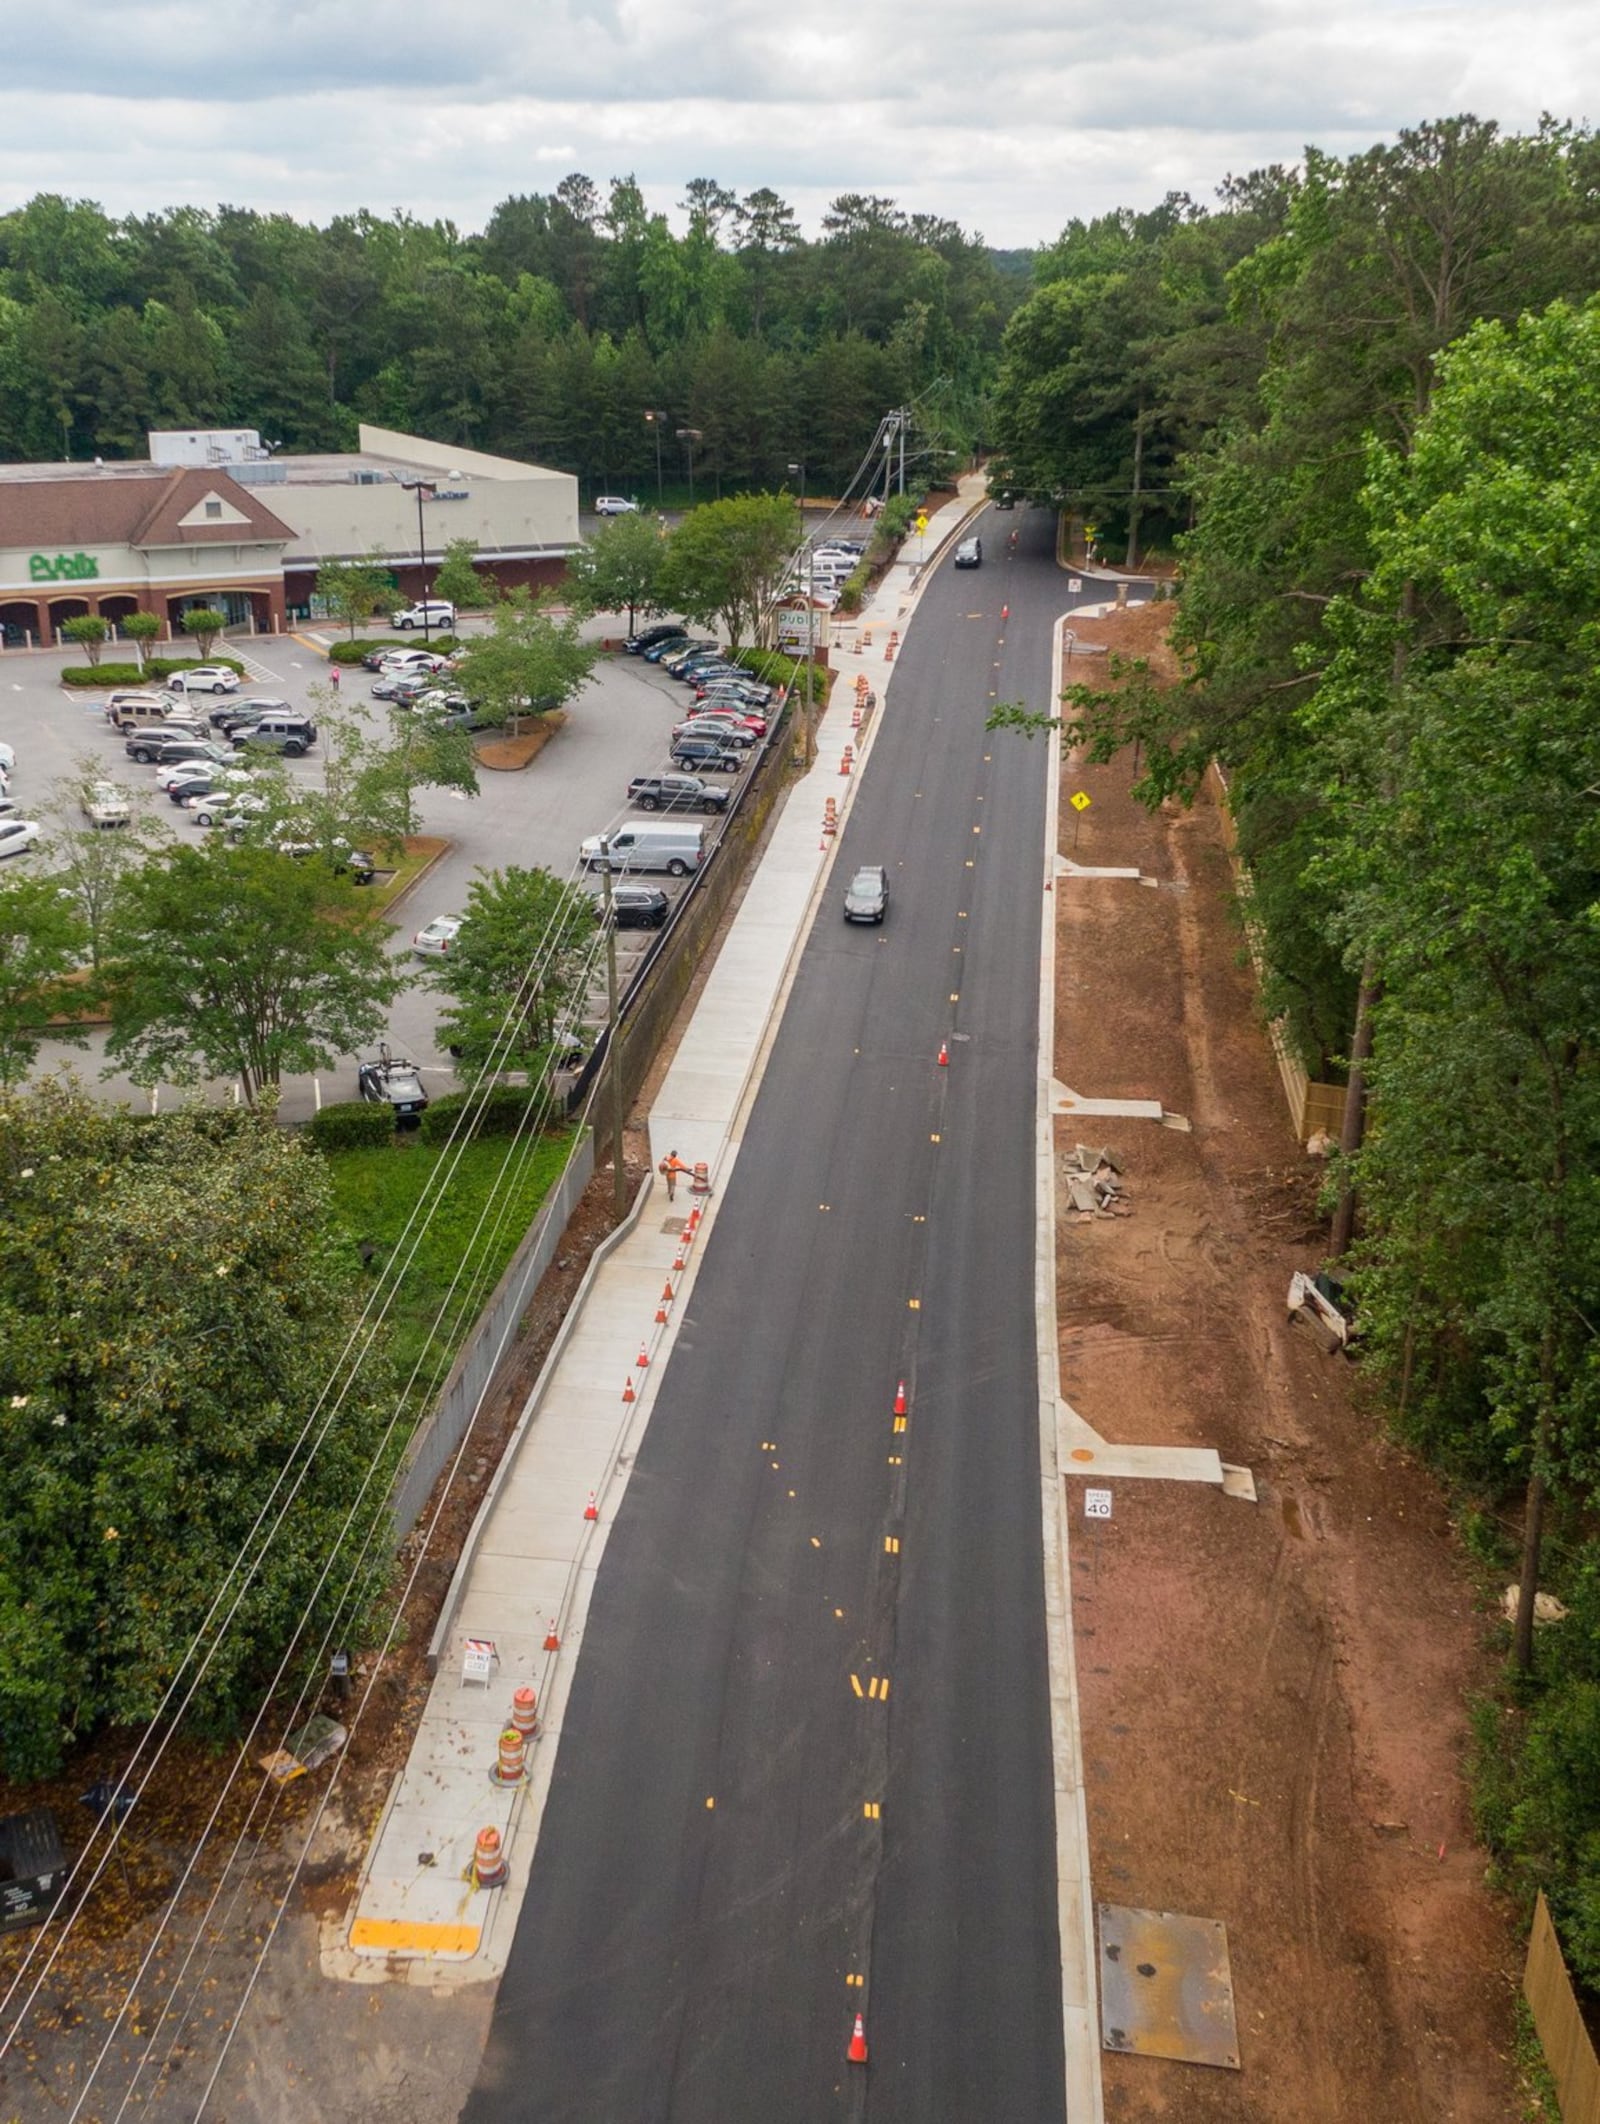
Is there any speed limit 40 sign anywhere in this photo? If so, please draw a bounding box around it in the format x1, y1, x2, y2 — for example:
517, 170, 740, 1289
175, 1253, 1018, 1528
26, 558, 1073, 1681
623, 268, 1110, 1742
1084, 1488, 1113, 1520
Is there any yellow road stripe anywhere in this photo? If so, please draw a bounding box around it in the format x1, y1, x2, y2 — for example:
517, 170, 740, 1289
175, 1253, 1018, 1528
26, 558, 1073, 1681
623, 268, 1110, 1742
350, 1918, 480, 1955
850, 1673, 864, 1697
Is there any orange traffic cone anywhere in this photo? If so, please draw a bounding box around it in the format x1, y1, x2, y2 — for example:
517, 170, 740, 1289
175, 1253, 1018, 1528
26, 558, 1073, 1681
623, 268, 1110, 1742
1001, 602, 1009, 621
636, 1342, 650, 1369
543, 1618, 561, 1651
937, 1041, 949, 1067
673, 1250, 687, 1272
622, 1374, 636, 1403
847, 2012, 868, 2065
662, 1280, 675, 1302
893, 1379, 907, 1417
583, 1491, 598, 1521
655, 1300, 669, 1324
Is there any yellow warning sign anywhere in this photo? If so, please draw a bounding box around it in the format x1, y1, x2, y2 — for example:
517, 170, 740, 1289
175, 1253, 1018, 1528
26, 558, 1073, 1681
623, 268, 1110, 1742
1070, 792, 1092, 813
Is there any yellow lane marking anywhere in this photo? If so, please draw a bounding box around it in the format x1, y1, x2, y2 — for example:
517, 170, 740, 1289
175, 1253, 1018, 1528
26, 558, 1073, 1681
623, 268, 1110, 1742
907, 1297, 920, 1310
848, 1972, 865, 1989
350, 1918, 480, 1955
893, 1416, 907, 1433
949, 991, 960, 1001
850, 1673, 865, 1698
957, 910, 968, 919
867, 1676, 890, 1700
887, 1454, 903, 1466
863, 1801, 881, 1819
884, 1535, 900, 1554
965, 859, 975, 868
706, 1795, 716, 1809
972, 825, 981, 835
811, 1536, 822, 1548
930, 1132, 941, 1143
834, 1606, 844, 1618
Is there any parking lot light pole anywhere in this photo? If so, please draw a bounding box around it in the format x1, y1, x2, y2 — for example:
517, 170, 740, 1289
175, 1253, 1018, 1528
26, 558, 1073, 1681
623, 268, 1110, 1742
788, 462, 816, 769
677, 427, 702, 506
643, 411, 666, 508
599, 838, 626, 1215
401, 479, 434, 641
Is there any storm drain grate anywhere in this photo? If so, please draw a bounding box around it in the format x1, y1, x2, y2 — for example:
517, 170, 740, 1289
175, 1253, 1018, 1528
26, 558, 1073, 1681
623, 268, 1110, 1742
1098, 1904, 1241, 2070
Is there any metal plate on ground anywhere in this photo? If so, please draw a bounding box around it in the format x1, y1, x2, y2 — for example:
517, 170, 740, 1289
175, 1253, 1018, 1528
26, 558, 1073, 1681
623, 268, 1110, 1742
1098, 1904, 1241, 2069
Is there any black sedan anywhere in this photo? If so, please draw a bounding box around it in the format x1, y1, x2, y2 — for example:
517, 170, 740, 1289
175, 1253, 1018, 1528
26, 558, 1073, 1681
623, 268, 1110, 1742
625, 624, 689, 655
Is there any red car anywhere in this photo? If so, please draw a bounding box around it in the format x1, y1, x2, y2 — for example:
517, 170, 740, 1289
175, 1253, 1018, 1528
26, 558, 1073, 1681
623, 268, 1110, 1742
685, 701, 766, 737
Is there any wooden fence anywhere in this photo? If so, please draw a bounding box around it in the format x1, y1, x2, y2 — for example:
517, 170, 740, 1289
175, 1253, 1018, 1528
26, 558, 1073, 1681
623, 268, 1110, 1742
1525, 1892, 1600, 2121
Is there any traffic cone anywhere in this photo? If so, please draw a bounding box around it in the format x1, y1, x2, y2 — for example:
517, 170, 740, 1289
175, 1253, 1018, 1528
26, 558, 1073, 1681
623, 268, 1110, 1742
673, 1250, 687, 1272
937, 1041, 949, 1067
543, 1618, 561, 1651
661, 1280, 675, 1303
655, 1300, 669, 1324
893, 1379, 907, 1417
583, 1491, 598, 1521
1001, 602, 1009, 621
847, 2012, 868, 2065
636, 1342, 650, 1369
622, 1374, 636, 1403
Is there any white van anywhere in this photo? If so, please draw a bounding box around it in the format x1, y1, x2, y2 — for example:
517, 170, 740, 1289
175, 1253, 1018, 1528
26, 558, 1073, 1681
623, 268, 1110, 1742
579, 820, 705, 878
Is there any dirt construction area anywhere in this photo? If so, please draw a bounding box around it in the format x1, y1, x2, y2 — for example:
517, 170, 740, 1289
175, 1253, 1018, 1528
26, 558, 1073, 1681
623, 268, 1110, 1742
1057, 605, 1522, 2119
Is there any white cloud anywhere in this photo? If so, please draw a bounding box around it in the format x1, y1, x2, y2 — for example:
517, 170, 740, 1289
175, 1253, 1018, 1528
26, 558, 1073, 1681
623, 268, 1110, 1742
1, 0, 1597, 244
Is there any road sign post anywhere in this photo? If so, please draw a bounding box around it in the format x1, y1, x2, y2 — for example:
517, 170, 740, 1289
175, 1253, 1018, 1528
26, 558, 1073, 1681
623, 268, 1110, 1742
1084, 1485, 1112, 1589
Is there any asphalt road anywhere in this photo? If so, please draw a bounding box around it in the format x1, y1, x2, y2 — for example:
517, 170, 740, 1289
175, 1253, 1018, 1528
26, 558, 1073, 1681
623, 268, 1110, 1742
463, 510, 1092, 2121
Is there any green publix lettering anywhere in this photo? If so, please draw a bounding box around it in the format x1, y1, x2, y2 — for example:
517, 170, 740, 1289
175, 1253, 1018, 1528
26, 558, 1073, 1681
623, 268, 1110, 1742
29, 552, 100, 582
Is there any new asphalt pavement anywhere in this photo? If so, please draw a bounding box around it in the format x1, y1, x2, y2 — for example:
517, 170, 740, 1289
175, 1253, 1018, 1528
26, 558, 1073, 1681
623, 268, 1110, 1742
462, 510, 1077, 2122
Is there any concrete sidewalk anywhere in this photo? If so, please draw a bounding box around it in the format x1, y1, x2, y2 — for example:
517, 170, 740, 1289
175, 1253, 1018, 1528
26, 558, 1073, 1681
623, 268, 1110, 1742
333, 477, 986, 1983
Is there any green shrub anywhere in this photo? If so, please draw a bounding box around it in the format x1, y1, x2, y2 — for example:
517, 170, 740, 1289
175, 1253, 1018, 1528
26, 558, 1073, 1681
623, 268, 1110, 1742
328, 634, 459, 664
308, 1101, 397, 1151
835, 565, 870, 615
419, 1083, 545, 1145
61, 656, 248, 688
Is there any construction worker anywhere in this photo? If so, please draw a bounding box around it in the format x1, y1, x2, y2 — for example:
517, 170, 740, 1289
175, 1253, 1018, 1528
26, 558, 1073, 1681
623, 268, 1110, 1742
659, 1149, 690, 1203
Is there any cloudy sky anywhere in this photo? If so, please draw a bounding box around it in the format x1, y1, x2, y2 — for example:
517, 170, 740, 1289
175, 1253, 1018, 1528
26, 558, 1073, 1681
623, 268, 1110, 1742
3, 0, 1596, 247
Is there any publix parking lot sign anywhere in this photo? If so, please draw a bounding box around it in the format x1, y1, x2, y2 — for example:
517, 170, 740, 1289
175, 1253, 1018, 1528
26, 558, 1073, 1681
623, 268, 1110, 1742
30, 551, 100, 582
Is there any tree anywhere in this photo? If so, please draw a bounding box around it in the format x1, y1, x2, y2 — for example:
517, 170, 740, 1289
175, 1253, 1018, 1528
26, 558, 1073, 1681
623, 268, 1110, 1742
430, 865, 598, 1076
317, 553, 393, 638
0, 872, 86, 1083
122, 610, 161, 668
563, 510, 667, 632
40, 756, 168, 971
431, 534, 492, 613
658, 492, 799, 649
290, 695, 479, 856
59, 613, 108, 665
0, 1086, 396, 1777
104, 838, 405, 1104
180, 606, 226, 658
451, 588, 598, 733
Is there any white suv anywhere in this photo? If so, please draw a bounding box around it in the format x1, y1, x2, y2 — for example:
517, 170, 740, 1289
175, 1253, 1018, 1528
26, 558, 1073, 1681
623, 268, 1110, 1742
595, 496, 640, 517
390, 601, 456, 631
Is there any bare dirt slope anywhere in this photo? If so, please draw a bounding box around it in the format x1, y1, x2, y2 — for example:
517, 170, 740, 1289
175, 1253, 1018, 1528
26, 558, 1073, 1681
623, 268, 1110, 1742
1055, 605, 1520, 2121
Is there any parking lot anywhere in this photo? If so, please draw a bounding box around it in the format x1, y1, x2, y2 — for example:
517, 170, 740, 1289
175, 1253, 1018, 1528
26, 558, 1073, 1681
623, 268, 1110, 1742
3, 621, 766, 1121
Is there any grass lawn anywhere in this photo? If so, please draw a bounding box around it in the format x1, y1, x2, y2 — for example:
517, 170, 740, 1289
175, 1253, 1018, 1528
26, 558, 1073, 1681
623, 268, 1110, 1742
322, 1126, 578, 1405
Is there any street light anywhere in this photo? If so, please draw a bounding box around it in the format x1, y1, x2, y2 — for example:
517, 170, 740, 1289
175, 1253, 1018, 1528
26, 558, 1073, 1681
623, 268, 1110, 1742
400, 478, 435, 641
643, 411, 666, 508
788, 461, 815, 765
676, 427, 702, 506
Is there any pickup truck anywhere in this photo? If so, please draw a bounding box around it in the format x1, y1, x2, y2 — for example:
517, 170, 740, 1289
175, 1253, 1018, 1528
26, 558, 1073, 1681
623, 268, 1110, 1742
625, 772, 731, 815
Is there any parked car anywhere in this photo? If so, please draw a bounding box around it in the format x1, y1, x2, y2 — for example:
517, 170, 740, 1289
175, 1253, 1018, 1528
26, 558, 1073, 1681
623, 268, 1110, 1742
104, 689, 170, 723
595, 496, 640, 516
673, 714, 758, 748
660, 643, 724, 675
130, 734, 233, 767
625, 623, 689, 655
272, 836, 377, 884
376, 647, 449, 675
165, 665, 241, 695
358, 1048, 430, 1125
211, 696, 290, 730
644, 635, 712, 665
157, 759, 252, 792
0, 818, 41, 859
390, 601, 456, 632
190, 790, 271, 828
626, 773, 732, 815
607, 883, 670, 929
231, 714, 317, 756
412, 914, 463, 958
670, 652, 738, 681
954, 536, 983, 569
694, 676, 773, 707
670, 735, 745, 774
81, 781, 131, 828
0, 743, 17, 775
843, 864, 890, 924
686, 701, 767, 736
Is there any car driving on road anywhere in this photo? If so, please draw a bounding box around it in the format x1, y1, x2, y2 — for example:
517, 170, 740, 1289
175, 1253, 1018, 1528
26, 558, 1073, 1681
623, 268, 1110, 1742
843, 864, 890, 923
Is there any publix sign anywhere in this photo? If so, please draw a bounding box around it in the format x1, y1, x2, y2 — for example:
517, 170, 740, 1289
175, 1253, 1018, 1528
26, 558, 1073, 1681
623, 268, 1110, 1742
30, 551, 100, 582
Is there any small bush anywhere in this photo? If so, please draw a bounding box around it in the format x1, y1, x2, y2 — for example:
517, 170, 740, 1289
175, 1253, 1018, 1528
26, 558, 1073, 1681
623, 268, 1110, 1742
835, 565, 870, 615
328, 635, 459, 664
419, 1083, 545, 1145
61, 655, 249, 688
308, 1101, 398, 1151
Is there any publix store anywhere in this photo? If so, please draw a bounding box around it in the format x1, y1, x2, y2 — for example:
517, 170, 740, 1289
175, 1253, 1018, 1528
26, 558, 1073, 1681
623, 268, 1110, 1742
0, 425, 580, 649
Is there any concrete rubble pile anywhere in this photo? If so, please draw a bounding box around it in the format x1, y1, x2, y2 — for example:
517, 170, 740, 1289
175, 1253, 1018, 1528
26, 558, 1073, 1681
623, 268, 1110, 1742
1062, 1143, 1130, 1220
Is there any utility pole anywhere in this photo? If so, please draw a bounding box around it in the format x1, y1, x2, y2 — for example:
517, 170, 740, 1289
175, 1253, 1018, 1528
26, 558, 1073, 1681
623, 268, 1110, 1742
401, 479, 435, 639
599, 843, 627, 1216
